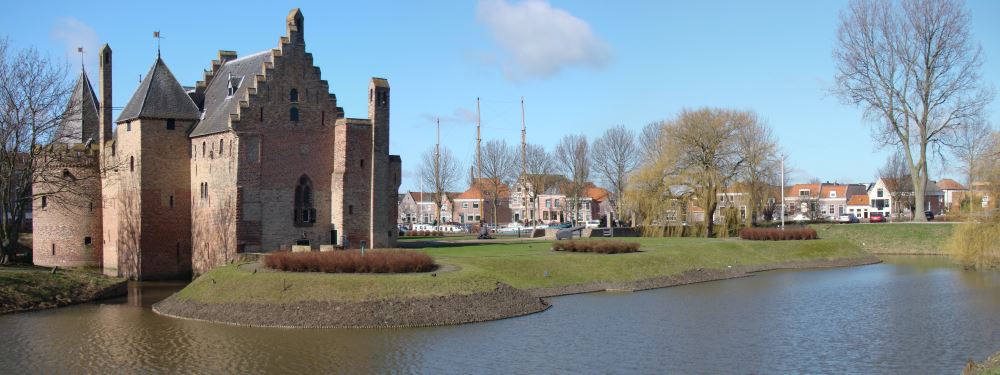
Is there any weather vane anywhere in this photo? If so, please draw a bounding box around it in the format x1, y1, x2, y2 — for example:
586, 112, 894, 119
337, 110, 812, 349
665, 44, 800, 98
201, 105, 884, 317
153, 31, 163, 56
76, 46, 84, 69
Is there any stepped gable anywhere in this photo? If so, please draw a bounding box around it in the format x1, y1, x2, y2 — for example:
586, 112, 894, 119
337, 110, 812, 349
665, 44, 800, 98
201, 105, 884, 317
117, 57, 201, 122
57, 69, 101, 144
190, 50, 273, 137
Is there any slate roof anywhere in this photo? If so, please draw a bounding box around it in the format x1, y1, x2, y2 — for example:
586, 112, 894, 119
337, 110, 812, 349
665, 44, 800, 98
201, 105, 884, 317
190, 50, 272, 137
57, 69, 100, 144
117, 57, 201, 123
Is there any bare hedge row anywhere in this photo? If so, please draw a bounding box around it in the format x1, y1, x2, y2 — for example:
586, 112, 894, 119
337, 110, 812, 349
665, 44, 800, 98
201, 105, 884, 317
552, 240, 640, 254
406, 230, 445, 237
739, 227, 818, 241
264, 250, 436, 273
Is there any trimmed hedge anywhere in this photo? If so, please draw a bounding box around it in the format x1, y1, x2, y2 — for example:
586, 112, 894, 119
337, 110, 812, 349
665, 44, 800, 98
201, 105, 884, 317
406, 230, 445, 237
264, 250, 436, 273
551, 240, 640, 254
739, 227, 818, 240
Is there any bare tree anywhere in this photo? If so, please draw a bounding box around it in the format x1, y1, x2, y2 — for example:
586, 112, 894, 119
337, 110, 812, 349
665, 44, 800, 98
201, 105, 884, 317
0, 39, 85, 263
662, 108, 748, 237
735, 115, 779, 225
639, 121, 667, 165
418, 145, 463, 222
878, 150, 915, 219
522, 143, 556, 225
834, 0, 993, 222
951, 119, 994, 187
554, 134, 589, 224
591, 125, 639, 220
479, 139, 517, 225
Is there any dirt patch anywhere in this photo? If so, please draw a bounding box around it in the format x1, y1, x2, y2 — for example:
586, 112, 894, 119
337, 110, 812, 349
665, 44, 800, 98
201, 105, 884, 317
153, 282, 548, 328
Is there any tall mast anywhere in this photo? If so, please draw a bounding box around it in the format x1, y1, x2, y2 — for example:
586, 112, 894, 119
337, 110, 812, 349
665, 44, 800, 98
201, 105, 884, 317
520, 96, 527, 224
476, 97, 483, 222
435, 117, 441, 223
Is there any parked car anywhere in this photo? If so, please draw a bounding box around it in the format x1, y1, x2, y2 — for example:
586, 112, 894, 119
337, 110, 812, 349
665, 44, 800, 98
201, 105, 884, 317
869, 212, 886, 223
837, 213, 859, 224
584, 220, 600, 228
924, 211, 934, 221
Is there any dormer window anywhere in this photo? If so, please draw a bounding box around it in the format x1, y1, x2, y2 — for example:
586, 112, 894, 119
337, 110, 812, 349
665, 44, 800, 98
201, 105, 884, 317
799, 189, 810, 197
829, 191, 837, 198
227, 73, 242, 97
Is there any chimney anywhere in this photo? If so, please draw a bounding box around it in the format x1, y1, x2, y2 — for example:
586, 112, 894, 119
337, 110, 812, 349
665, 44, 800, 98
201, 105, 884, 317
99, 44, 112, 144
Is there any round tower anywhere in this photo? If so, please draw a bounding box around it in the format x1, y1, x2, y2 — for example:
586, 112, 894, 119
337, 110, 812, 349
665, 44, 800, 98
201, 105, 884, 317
32, 144, 104, 268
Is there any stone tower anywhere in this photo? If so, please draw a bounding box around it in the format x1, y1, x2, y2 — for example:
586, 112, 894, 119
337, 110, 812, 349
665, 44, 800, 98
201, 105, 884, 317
104, 56, 200, 280
368, 78, 394, 247
32, 67, 103, 268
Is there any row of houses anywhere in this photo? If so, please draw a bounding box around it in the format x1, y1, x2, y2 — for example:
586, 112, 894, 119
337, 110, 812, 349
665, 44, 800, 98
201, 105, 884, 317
782, 178, 983, 221
398, 176, 613, 226
684, 177, 988, 224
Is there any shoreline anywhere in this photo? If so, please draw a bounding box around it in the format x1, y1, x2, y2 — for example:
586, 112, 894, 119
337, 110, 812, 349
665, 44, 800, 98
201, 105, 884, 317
0, 270, 127, 315
152, 255, 881, 328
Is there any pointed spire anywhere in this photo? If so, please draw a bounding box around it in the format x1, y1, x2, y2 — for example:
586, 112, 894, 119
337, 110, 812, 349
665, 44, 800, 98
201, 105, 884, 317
56, 68, 101, 144
117, 57, 200, 122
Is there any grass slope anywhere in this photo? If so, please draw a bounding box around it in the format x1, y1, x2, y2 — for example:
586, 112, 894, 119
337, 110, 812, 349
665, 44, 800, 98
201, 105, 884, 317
0, 266, 124, 314
175, 237, 868, 304
811, 223, 955, 254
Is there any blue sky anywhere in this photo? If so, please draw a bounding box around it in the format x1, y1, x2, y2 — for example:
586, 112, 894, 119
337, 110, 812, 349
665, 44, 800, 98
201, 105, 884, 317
3, 0, 998, 191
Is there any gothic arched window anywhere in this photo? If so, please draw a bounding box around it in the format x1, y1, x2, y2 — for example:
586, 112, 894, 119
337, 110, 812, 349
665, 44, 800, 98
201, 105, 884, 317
294, 175, 315, 226
289, 88, 299, 103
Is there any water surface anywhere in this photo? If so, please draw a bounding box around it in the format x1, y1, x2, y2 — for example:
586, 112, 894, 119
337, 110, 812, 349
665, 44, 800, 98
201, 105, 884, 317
2, 256, 998, 374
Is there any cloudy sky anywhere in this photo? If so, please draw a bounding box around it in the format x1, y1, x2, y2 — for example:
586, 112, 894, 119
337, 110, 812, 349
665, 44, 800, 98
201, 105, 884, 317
3, 0, 999, 191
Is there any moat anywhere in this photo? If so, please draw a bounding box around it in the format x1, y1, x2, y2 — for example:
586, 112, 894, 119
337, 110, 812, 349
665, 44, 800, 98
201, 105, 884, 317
2, 256, 999, 373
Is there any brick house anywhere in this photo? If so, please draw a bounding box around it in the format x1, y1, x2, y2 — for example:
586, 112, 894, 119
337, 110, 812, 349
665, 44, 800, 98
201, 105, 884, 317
33, 9, 402, 279
936, 179, 967, 212
453, 179, 511, 225
397, 191, 456, 224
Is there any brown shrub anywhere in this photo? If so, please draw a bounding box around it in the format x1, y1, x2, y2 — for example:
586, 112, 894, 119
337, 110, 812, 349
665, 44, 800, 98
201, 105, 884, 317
739, 227, 818, 241
552, 240, 640, 254
264, 250, 436, 273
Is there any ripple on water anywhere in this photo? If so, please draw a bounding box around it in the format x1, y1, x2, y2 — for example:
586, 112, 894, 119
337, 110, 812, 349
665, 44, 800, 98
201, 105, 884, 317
1, 258, 999, 373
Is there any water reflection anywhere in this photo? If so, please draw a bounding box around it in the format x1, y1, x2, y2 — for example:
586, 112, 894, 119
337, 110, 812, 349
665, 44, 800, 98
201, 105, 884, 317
1, 256, 998, 373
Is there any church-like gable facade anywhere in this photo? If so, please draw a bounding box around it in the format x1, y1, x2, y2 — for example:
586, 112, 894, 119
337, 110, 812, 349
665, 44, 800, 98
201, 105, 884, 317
34, 9, 401, 280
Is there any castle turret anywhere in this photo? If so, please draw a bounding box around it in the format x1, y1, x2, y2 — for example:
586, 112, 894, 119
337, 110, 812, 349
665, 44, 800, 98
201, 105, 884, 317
368, 78, 394, 246
99, 44, 112, 145
33, 67, 103, 268
104, 56, 200, 280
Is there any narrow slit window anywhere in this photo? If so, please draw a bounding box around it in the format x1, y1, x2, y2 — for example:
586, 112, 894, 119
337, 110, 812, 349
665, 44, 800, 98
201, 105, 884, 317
290, 107, 299, 122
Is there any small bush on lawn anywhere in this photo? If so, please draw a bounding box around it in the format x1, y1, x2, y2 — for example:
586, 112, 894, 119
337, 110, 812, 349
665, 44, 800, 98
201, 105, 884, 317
551, 240, 640, 254
739, 227, 818, 241
264, 250, 436, 273
406, 230, 445, 237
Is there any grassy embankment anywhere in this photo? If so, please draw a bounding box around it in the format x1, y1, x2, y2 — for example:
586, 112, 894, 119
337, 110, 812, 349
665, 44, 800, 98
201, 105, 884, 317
811, 223, 956, 254
0, 266, 125, 314
174, 237, 869, 304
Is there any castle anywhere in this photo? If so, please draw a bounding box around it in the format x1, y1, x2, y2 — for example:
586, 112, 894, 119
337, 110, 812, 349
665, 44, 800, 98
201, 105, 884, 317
32, 9, 402, 280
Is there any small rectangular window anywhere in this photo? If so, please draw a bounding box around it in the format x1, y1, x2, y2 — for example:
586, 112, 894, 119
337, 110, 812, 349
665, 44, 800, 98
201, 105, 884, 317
349, 205, 354, 214
360, 159, 365, 168
166, 119, 176, 130
84, 237, 92, 246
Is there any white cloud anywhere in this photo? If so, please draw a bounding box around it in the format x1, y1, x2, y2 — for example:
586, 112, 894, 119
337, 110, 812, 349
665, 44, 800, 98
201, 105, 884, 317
476, 0, 611, 80
51, 16, 99, 73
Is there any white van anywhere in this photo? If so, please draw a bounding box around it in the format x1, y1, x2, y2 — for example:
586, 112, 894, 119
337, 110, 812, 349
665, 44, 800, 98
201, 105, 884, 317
585, 220, 601, 228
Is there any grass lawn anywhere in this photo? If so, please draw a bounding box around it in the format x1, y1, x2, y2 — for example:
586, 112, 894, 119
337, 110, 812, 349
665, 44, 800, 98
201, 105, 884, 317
175, 237, 869, 304
0, 266, 124, 314
811, 223, 956, 254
